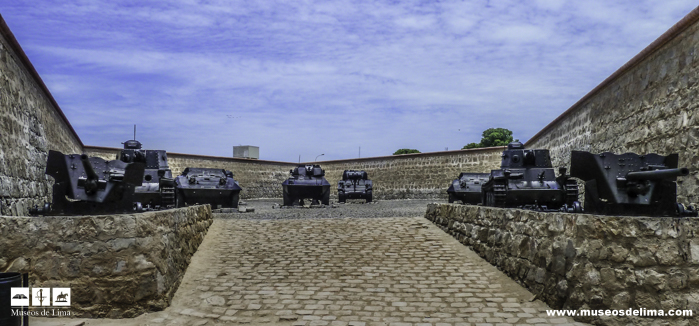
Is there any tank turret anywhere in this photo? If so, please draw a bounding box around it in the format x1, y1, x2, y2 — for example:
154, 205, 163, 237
117, 140, 175, 209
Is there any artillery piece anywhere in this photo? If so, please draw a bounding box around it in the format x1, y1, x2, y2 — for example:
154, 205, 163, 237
174, 168, 242, 208
30, 150, 145, 215
117, 139, 175, 210
481, 141, 581, 212
570, 151, 696, 216
447, 173, 489, 204
337, 170, 373, 203
282, 164, 331, 206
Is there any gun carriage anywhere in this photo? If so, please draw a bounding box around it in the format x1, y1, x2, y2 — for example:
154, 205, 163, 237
569, 151, 696, 216
30, 150, 145, 215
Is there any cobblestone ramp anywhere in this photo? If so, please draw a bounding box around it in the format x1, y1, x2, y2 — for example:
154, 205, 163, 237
34, 215, 586, 326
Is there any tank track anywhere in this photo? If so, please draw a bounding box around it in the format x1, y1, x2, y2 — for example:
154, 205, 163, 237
160, 186, 176, 208
565, 179, 579, 205
492, 180, 507, 207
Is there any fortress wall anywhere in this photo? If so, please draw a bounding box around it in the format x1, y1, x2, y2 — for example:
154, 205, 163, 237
426, 203, 699, 326
526, 8, 699, 206
0, 16, 83, 216
84, 146, 503, 201
318, 148, 503, 200
0, 205, 212, 318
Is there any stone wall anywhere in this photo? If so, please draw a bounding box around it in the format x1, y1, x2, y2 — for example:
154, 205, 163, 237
526, 7, 699, 207
85, 146, 504, 200
0, 205, 213, 318
320, 148, 503, 200
425, 203, 698, 326
0, 16, 83, 216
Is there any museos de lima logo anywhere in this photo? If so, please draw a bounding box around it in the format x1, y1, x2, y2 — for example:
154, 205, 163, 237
9, 287, 71, 316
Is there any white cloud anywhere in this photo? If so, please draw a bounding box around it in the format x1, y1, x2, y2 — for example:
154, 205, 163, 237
0, 1, 696, 161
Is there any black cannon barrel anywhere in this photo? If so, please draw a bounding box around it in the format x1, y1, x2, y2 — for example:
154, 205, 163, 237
80, 154, 101, 194
626, 168, 689, 180
80, 154, 100, 180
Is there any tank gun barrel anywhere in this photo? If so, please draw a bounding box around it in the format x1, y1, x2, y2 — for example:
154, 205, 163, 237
626, 168, 689, 180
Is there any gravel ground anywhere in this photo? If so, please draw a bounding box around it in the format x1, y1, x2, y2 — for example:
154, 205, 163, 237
213, 199, 436, 220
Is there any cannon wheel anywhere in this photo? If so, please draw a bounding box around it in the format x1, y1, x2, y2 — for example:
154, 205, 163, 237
231, 192, 240, 208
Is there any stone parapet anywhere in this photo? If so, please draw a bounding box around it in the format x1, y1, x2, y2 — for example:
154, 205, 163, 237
425, 203, 698, 326
0, 205, 212, 318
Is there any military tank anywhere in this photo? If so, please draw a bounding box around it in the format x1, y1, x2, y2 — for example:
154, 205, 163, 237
282, 164, 331, 206
30, 150, 145, 215
447, 173, 490, 204
570, 151, 696, 216
174, 168, 242, 208
481, 141, 581, 212
337, 170, 373, 203
117, 139, 175, 210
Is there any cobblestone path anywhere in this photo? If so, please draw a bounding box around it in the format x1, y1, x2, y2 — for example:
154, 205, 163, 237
35, 214, 586, 326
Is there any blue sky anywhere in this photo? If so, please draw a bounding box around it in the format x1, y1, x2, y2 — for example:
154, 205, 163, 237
1, 1, 697, 162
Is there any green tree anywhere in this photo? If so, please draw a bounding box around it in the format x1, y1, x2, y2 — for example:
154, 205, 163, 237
393, 149, 421, 155
462, 142, 480, 149
462, 128, 514, 149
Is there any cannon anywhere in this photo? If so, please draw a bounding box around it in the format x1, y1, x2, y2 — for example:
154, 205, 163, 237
282, 164, 331, 206
447, 173, 489, 204
174, 168, 242, 208
569, 151, 696, 216
481, 141, 581, 212
117, 139, 175, 210
337, 170, 373, 203
30, 150, 145, 215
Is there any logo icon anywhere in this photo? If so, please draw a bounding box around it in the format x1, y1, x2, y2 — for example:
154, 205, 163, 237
52, 288, 71, 306
10, 287, 29, 306
32, 288, 51, 306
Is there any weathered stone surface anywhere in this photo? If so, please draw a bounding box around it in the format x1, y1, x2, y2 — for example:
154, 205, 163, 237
0, 25, 83, 216
0, 205, 212, 318
425, 203, 698, 326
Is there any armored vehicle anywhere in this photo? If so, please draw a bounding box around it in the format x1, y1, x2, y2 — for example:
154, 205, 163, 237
447, 173, 490, 204
570, 151, 696, 216
174, 168, 242, 208
30, 150, 145, 215
481, 141, 581, 212
117, 139, 175, 210
282, 164, 331, 206
337, 170, 373, 203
